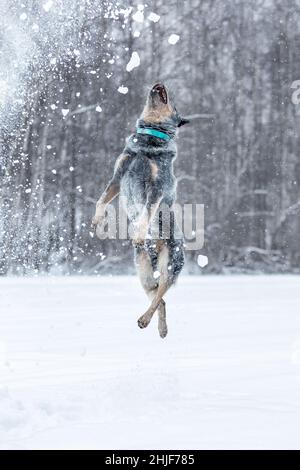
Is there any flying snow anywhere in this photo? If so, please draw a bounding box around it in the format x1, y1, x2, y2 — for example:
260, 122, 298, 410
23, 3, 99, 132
20, 13, 27, 21
61, 109, 69, 117
95, 106, 102, 113
117, 86, 128, 94
126, 52, 140, 72
148, 12, 160, 23
43, 0, 53, 12
168, 34, 180, 45
197, 255, 209, 268
132, 10, 144, 23
0, 80, 9, 105
153, 270, 160, 279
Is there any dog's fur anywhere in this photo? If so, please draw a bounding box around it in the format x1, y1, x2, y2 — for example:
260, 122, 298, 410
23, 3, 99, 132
92, 83, 188, 338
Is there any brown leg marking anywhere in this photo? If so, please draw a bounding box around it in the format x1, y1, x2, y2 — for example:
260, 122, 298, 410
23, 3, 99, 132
137, 244, 170, 337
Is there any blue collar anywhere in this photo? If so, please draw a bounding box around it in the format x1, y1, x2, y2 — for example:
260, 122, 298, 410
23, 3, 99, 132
136, 127, 171, 141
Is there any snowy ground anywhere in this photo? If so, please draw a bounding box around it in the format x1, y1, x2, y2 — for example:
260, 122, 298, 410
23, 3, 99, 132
0, 275, 300, 450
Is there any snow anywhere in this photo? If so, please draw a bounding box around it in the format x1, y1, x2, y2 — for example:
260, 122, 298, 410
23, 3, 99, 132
126, 52, 140, 72
132, 10, 144, 23
117, 85, 128, 95
61, 109, 69, 117
197, 255, 208, 267
0, 80, 8, 105
95, 106, 102, 113
148, 12, 160, 23
43, 1, 53, 12
168, 34, 180, 45
0, 276, 300, 450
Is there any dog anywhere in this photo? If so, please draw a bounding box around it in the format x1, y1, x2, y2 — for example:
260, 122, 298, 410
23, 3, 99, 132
92, 83, 189, 338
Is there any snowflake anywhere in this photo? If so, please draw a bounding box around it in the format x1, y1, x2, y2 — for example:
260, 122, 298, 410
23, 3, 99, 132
168, 34, 180, 45
43, 0, 53, 12
148, 12, 160, 23
117, 85, 128, 94
126, 52, 140, 72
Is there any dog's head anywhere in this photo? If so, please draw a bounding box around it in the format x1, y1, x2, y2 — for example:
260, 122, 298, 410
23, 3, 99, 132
141, 83, 189, 130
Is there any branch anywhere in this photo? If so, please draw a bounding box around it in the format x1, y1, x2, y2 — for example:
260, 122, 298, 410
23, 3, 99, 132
70, 104, 98, 116
185, 113, 215, 120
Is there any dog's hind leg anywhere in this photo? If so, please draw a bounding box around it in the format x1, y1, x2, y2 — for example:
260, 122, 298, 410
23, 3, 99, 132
139, 291, 167, 338
137, 243, 171, 337
135, 247, 167, 337
157, 298, 167, 338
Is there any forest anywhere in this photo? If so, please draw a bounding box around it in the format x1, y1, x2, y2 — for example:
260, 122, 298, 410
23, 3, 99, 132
1, 0, 300, 275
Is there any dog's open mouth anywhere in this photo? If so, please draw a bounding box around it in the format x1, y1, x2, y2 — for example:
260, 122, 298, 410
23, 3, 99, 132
151, 83, 168, 104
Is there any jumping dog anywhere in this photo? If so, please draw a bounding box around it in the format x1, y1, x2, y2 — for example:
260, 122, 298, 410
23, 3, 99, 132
92, 83, 189, 338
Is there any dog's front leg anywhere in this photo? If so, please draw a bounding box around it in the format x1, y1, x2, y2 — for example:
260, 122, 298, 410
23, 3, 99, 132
92, 181, 120, 228
92, 153, 131, 229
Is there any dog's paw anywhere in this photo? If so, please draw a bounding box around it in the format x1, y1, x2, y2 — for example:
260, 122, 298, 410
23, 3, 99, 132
132, 232, 146, 246
132, 225, 148, 246
91, 213, 104, 228
158, 321, 168, 339
132, 237, 145, 247
137, 314, 151, 329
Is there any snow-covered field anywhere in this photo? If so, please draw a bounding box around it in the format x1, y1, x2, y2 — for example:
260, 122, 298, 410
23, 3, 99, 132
0, 275, 300, 450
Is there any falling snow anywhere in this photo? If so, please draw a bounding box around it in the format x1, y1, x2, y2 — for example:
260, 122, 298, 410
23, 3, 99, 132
168, 34, 180, 45
0, 1, 299, 278
197, 255, 209, 268
132, 10, 144, 23
43, 0, 53, 12
117, 85, 128, 94
148, 12, 160, 23
126, 51, 140, 72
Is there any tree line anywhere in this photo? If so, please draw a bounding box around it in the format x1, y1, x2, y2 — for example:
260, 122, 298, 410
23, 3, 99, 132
1, 0, 300, 274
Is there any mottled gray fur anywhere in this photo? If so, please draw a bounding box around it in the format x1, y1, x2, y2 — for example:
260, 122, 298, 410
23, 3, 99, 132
92, 83, 188, 337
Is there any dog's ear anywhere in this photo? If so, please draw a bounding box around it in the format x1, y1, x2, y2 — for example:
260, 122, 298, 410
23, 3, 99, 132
178, 118, 190, 127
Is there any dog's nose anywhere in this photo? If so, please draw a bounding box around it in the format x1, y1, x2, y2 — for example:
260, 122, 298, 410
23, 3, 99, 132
151, 83, 164, 94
